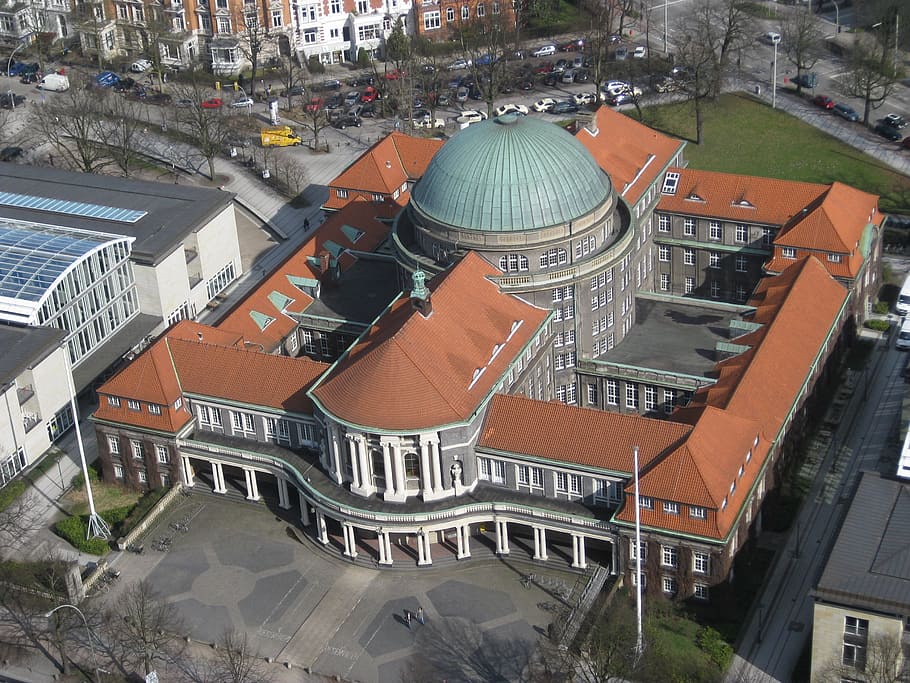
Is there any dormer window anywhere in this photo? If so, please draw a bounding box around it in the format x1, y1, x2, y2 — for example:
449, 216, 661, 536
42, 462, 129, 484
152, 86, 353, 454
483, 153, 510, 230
782, 247, 796, 259
174, 397, 183, 410
690, 506, 707, 519
127, 399, 141, 411
828, 253, 842, 263
663, 501, 679, 515
639, 496, 653, 510
149, 404, 162, 415
107, 396, 121, 407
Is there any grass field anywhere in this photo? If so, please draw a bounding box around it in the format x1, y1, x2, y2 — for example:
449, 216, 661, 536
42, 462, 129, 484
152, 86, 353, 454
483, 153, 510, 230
637, 92, 910, 214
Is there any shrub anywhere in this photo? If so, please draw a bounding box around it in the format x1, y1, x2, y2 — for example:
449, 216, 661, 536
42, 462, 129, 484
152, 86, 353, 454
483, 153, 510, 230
306, 56, 325, 74
696, 626, 733, 669
115, 488, 167, 537
864, 319, 890, 331
53, 515, 109, 555
356, 48, 371, 69
70, 466, 101, 491
0, 481, 27, 512
873, 301, 889, 314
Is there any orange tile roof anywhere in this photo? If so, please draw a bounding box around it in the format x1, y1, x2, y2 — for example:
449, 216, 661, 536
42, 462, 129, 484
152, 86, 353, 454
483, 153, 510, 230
479, 393, 692, 472
326, 132, 444, 211
657, 168, 829, 226
576, 107, 684, 205
215, 202, 392, 350
310, 252, 551, 431
93, 321, 330, 433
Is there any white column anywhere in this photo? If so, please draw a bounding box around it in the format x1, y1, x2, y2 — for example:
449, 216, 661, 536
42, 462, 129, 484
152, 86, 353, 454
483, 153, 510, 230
572, 534, 587, 569
419, 442, 432, 497
277, 477, 290, 509
496, 520, 510, 555
430, 440, 443, 495
298, 490, 310, 525
181, 456, 195, 487
343, 523, 357, 558
611, 539, 619, 575
381, 442, 395, 497
243, 469, 253, 500
460, 525, 471, 558
378, 530, 393, 565
384, 532, 393, 564
316, 510, 329, 545
537, 527, 549, 561
250, 469, 261, 500
578, 535, 587, 568
456, 526, 464, 559
417, 531, 426, 565
346, 437, 360, 489
533, 526, 541, 560
329, 426, 343, 485
419, 530, 432, 566
212, 462, 227, 493
393, 443, 407, 499
357, 439, 372, 494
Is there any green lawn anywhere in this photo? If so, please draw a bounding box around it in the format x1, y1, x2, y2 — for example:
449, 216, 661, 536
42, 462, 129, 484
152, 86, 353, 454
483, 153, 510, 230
636, 92, 910, 214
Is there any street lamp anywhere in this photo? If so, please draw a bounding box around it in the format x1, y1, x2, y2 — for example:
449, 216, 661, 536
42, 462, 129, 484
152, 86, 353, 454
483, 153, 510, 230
831, 0, 840, 34
44, 604, 101, 682
6, 41, 26, 111
771, 39, 778, 110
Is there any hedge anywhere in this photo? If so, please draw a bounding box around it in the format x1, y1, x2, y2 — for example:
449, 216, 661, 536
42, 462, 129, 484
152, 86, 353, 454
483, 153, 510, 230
0, 481, 27, 513
53, 505, 133, 555
864, 319, 890, 332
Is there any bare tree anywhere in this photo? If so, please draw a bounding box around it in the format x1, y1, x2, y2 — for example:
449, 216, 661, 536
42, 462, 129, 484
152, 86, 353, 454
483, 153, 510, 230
276, 54, 306, 110
103, 94, 147, 177
171, 76, 231, 179
456, 10, 520, 117
28, 81, 110, 172
817, 633, 908, 683
71, 0, 107, 71
239, 9, 275, 99
101, 580, 186, 677
837, 33, 903, 125
579, 0, 630, 97
211, 627, 272, 683
298, 77, 331, 151
781, 5, 826, 94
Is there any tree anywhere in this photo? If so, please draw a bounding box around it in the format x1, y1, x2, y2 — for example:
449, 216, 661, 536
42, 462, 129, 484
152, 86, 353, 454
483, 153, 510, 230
298, 77, 331, 151
456, 9, 520, 117
818, 632, 908, 683
782, 5, 826, 94
171, 75, 232, 179
211, 627, 271, 683
578, 0, 632, 98
136, 8, 178, 95
101, 580, 186, 677
240, 9, 275, 99
837, 32, 904, 125
103, 94, 146, 177
275, 53, 306, 110
28, 81, 110, 173
72, 0, 107, 71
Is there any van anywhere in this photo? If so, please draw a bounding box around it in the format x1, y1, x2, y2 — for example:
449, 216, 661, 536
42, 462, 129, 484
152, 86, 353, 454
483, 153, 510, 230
897, 319, 910, 350
260, 126, 302, 147
38, 73, 69, 92
897, 275, 910, 315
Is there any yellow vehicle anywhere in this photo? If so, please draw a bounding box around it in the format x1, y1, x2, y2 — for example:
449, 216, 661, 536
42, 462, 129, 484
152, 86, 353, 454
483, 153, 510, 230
260, 126, 302, 147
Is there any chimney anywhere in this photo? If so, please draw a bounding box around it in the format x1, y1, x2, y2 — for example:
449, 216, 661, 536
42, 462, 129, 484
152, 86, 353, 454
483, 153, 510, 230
318, 251, 331, 273
410, 269, 432, 318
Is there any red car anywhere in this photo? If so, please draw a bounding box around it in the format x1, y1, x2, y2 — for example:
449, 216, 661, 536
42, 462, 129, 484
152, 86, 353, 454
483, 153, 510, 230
384, 69, 405, 81
305, 97, 324, 113
533, 61, 554, 74
360, 86, 379, 103
200, 97, 223, 109
812, 95, 835, 110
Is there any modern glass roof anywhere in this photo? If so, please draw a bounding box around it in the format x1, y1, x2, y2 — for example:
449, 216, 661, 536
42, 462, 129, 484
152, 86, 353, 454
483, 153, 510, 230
0, 191, 147, 223
0, 219, 123, 308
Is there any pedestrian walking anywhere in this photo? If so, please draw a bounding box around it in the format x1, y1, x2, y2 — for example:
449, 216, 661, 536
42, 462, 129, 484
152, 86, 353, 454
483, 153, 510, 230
417, 606, 425, 625
304, 218, 310, 230
404, 609, 411, 629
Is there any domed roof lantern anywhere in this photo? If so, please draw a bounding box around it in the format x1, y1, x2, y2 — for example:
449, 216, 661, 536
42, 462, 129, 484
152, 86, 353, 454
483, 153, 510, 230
410, 269, 432, 317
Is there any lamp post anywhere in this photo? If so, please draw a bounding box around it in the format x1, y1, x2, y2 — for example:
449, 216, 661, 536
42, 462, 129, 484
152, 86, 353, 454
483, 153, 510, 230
44, 604, 101, 682
633, 445, 644, 663
771, 39, 778, 110
831, 0, 840, 34
6, 41, 26, 110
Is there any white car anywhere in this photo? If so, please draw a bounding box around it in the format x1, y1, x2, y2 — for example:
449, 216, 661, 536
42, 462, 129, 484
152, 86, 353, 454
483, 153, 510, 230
632, 46, 647, 59
448, 58, 471, 70
130, 58, 152, 73
414, 117, 446, 129
494, 103, 529, 117
761, 31, 782, 45
532, 98, 557, 112
230, 97, 254, 108
532, 44, 556, 58
573, 92, 597, 106
601, 82, 642, 99
455, 110, 488, 124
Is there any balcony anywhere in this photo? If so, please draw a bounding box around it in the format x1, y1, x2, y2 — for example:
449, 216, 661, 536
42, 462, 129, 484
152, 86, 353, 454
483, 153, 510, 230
22, 412, 40, 432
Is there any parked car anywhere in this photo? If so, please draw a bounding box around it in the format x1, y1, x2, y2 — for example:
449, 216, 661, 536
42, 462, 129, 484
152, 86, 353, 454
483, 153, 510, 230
832, 104, 859, 122
360, 86, 379, 103
455, 109, 487, 124
561, 69, 577, 84
761, 31, 782, 45
19, 72, 41, 85
174, 98, 194, 108
654, 76, 677, 93
874, 121, 902, 141
321, 78, 343, 90
343, 91, 361, 107
533, 61, 554, 74
413, 117, 445, 129
230, 97, 254, 108
632, 46, 647, 59
614, 46, 629, 60
130, 58, 152, 73
0, 146, 23, 162
113, 77, 137, 92
455, 87, 469, 103
475, 53, 494, 66
607, 92, 637, 106
305, 97, 324, 113
8, 62, 39, 77
532, 98, 557, 112
792, 72, 818, 88
0, 93, 26, 108
494, 103, 529, 117
348, 75, 375, 87
201, 97, 223, 109
283, 85, 306, 97
573, 91, 597, 106
532, 44, 556, 57
549, 100, 579, 115
559, 38, 585, 52
332, 114, 362, 129
447, 58, 471, 71
94, 71, 121, 88
812, 95, 835, 110
384, 69, 405, 81
884, 113, 907, 129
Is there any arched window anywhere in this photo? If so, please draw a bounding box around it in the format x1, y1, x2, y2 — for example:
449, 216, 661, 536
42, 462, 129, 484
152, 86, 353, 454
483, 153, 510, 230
446, 6, 454, 21
477, 2, 484, 15
461, 5, 469, 19
404, 452, 420, 490
371, 449, 385, 489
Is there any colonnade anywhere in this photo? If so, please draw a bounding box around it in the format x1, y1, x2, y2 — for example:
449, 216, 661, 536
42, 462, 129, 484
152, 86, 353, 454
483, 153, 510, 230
181, 455, 596, 571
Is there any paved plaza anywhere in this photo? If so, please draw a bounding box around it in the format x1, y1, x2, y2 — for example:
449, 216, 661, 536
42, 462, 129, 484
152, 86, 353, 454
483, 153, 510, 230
111, 495, 577, 683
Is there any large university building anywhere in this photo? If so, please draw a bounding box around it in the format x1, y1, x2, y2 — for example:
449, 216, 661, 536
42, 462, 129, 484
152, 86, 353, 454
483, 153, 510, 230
92, 108, 883, 599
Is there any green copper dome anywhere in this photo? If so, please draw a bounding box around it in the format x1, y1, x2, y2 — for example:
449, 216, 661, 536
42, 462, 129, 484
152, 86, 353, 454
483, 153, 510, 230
410, 114, 611, 232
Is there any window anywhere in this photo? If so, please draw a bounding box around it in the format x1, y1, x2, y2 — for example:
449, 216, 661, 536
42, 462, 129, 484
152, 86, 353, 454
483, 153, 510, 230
107, 396, 121, 407
735, 254, 748, 272
709, 222, 722, 240
736, 284, 748, 301
156, 445, 169, 464
663, 389, 676, 414
644, 386, 656, 411
844, 617, 868, 637
684, 218, 695, 236
782, 247, 796, 259
658, 215, 670, 232
663, 501, 679, 515
587, 383, 597, 405
658, 245, 669, 262
492, 0, 499, 12
710, 281, 720, 298
662, 576, 677, 595
762, 228, 774, 246
217, 16, 231, 32
114, 465, 123, 479
629, 540, 647, 560
684, 248, 695, 266
138, 471, 147, 483
685, 277, 694, 294
174, 397, 183, 410
479, 458, 506, 484
709, 252, 720, 268
693, 552, 709, 574
660, 273, 670, 291
843, 643, 866, 670
517, 465, 543, 488
423, 10, 440, 29
271, 10, 282, 26
477, 2, 485, 16
357, 0, 368, 10
148, 404, 162, 415
330, 0, 341, 11
736, 224, 748, 242
131, 440, 144, 459
498, 254, 528, 272
606, 380, 618, 406
662, 545, 678, 568
540, 249, 568, 269
461, 5, 469, 19
639, 496, 653, 510
128, 399, 141, 411
556, 472, 581, 495
107, 435, 120, 454
661, 172, 679, 194
694, 584, 709, 600
625, 384, 638, 409
828, 253, 842, 263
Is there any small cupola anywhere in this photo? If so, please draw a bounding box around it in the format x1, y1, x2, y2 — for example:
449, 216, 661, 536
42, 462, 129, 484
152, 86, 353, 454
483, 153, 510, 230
410, 269, 432, 317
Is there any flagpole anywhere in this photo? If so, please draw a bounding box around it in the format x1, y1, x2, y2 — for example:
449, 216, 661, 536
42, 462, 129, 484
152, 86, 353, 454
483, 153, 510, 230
633, 445, 643, 661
